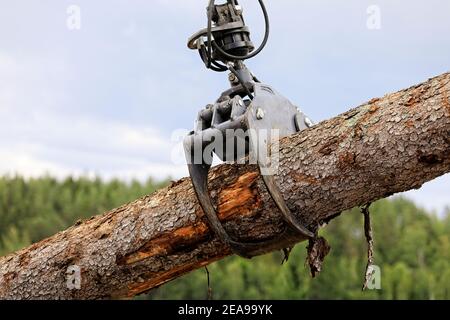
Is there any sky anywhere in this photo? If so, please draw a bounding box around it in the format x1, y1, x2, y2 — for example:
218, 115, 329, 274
0, 0, 449, 215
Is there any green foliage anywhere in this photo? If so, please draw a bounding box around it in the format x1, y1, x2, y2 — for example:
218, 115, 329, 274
0, 175, 167, 256
0, 176, 448, 299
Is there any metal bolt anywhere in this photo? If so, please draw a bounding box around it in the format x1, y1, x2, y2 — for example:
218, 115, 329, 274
304, 117, 314, 128
228, 72, 237, 83
256, 108, 265, 120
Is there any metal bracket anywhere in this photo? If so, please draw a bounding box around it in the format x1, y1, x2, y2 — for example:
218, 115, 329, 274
184, 83, 315, 259
246, 84, 315, 239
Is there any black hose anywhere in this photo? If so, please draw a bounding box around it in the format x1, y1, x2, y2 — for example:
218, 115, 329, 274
211, 60, 228, 72
206, 0, 215, 69
199, 45, 228, 72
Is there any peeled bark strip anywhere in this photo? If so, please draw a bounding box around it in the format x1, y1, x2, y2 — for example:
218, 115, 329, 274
1, 73, 449, 300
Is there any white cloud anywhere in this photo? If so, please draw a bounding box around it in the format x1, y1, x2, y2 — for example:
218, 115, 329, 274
400, 174, 450, 216
0, 52, 15, 73
0, 47, 188, 182
0, 148, 187, 181
122, 21, 138, 38
0, 149, 72, 179
0, 110, 185, 181
0, 52, 19, 113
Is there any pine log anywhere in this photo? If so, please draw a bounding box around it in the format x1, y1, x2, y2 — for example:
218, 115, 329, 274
0, 72, 449, 300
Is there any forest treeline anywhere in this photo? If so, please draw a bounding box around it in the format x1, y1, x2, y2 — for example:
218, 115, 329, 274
0, 176, 449, 299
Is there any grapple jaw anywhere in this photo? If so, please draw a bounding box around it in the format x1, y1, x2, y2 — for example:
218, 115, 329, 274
184, 82, 315, 258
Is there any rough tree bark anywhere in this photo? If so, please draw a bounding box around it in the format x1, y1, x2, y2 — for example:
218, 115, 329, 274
0, 73, 449, 300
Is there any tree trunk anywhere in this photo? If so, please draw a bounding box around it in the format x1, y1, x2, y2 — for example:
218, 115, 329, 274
1, 73, 449, 300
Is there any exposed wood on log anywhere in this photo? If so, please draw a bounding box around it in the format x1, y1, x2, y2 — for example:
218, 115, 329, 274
0, 72, 449, 300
